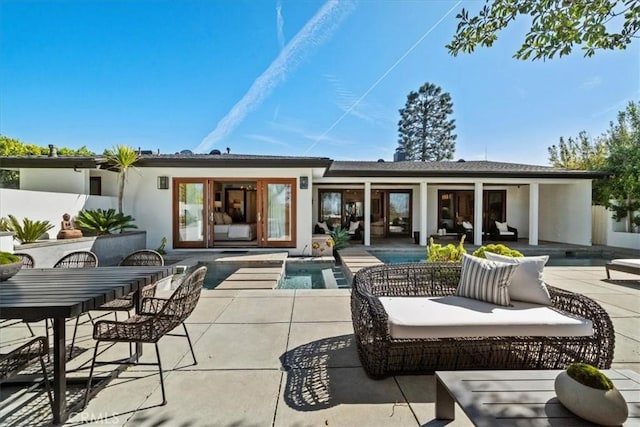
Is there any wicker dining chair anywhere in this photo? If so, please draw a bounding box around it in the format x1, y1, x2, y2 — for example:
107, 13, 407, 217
14, 252, 35, 269
53, 251, 98, 354
83, 266, 207, 408
1, 253, 38, 336
53, 251, 98, 269
0, 336, 54, 415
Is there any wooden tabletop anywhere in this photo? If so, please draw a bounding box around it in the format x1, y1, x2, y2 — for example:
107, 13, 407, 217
436, 369, 640, 426
0, 266, 174, 320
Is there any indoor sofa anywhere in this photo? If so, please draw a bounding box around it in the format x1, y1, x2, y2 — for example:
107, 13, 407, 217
350, 262, 614, 378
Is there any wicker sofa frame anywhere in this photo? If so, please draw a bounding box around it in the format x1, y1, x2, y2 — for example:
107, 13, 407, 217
351, 262, 615, 378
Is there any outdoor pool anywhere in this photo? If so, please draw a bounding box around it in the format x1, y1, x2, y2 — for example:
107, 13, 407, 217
202, 259, 350, 290
370, 251, 612, 266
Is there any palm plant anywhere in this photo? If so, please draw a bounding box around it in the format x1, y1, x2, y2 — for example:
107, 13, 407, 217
104, 145, 140, 214
75, 208, 137, 235
0, 214, 54, 244
328, 226, 350, 250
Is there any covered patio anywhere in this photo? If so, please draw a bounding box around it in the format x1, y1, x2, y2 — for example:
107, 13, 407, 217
0, 263, 638, 426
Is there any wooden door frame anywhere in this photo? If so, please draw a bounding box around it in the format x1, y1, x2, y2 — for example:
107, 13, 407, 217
386, 190, 412, 236
257, 178, 297, 248
172, 178, 209, 248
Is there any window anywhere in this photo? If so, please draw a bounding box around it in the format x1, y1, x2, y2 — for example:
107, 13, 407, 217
89, 177, 102, 195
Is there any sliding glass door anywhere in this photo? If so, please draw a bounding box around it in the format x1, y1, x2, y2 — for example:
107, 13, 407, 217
173, 178, 207, 248
257, 179, 296, 247
387, 191, 411, 235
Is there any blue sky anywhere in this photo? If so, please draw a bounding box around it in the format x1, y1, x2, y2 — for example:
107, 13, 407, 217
1, 0, 638, 166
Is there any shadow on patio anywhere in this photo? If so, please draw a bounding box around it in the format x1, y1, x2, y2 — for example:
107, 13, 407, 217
280, 334, 434, 411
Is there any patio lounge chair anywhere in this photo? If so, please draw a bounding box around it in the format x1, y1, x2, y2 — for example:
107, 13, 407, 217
351, 262, 614, 378
489, 220, 518, 241
606, 259, 640, 279
83, 266, 207, 407
0, 336, 53, 415
14, 253, 34, 268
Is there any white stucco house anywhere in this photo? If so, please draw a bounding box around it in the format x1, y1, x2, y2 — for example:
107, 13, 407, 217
0, 150, 607, 254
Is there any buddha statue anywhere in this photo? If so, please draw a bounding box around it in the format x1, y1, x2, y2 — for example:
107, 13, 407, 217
56, 213, 83, 239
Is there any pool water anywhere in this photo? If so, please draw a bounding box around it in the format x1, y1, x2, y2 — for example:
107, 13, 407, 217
370, 251, 612, 266
202, 261, 350, 289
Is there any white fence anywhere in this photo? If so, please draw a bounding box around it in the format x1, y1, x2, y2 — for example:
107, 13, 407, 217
592, 205, 640, 250
0, 188, 117, 242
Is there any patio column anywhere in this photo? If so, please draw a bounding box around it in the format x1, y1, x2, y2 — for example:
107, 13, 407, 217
529, 183, 539, 245
420, 181, 428, 245
474, 182, 483, 246
364, 181, 371, 246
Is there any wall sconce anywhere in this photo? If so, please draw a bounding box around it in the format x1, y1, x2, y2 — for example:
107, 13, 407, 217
157, 176, 169, 190
299, 176, 309, 189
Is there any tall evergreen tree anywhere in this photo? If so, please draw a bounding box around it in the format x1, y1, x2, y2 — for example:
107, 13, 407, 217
397, 82, 457, 161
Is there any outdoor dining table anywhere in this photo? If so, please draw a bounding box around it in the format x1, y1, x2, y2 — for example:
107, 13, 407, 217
0, 265, 174, 424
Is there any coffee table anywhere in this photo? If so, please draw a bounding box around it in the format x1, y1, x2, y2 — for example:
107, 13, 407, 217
436, 369, 639, 426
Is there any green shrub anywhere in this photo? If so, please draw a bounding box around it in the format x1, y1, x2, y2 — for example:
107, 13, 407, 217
0, 214, 54, 244
472, 244, 523, 258
566, 363, 613, 390
427, 235, 467, 262
76, 208, 137, 235
156, 237, 167, 255
329, 226, 350, 250
0, 251, 20, 265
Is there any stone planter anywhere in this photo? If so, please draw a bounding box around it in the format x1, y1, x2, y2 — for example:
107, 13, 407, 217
555, 371, 628, 426
0, 261, 22, 281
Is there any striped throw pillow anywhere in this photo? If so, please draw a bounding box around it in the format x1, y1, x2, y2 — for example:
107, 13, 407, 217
456, 254, 518, 306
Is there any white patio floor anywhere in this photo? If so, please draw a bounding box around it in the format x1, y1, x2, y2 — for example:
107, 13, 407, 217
0, 265, 638, 426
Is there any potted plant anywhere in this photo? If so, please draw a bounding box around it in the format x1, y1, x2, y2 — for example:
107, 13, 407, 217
0, 215, 54, 244
555, 362, 628, 425
0, 251, 22, 281
472, 243, 523, 258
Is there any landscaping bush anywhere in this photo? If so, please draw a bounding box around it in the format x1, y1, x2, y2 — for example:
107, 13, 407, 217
75, 208, 137, 235
0, 251, 19, 265
0, 214, 54, 244
427, 235, 466, 262
329, 226, 350, 250
472, 243, 523, 258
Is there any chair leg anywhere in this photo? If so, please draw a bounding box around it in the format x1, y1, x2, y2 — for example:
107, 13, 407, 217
182, 323, 197, 366
83, 341, 100, 409
70, 316, 81, 358
155, 343, 167, 406
25, 321, 35, 337
38, 352, 54, 415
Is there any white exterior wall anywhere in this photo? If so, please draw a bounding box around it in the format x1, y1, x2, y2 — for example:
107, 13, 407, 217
124, 167, 315, 254
506, 186, 529, 238
539, 181, 592, 245
20, 168, 89, 194
592, 205, 640, 250
0, 188, 117, 240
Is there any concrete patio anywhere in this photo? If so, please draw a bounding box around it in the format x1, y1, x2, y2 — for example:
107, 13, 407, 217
0, 265, 638, 426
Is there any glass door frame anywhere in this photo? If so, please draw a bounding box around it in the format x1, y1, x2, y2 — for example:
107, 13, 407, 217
172, 178, 212, 248
386, 190, 412, 236
257, 178, 297, 248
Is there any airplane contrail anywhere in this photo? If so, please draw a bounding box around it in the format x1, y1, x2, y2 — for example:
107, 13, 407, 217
303, 0, 462, 154
196, 0, 355, 153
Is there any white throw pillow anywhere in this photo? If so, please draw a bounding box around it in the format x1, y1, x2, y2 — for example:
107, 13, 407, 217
317, 221, 330, 233
495, 221, 509, 232
348, 221, 360, 232
462, 221, 473, 230
455, 254, 518, 306
485, 252, 552, 305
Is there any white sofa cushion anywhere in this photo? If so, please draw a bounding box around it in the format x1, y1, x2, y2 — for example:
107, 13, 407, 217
379, 295, 593, 339
485, 252, 552, 305
456, 254, 517, 306
610, 259, 640, 268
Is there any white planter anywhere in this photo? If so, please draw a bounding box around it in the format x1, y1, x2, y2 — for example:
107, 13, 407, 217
555, 371, 628, 426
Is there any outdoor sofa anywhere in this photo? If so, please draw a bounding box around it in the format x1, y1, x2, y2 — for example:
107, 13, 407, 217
351, 262, 614, 378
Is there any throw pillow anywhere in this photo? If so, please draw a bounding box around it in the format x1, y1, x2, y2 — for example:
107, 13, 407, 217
348, 221, 360, 232
495, 221, 509, 232
213, 212, 224, 225
222, 213, 233, 224
455, 254, 518, 306
485, 252, 552, 305
462, 221, 473, 230
317, 221, 330, 233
